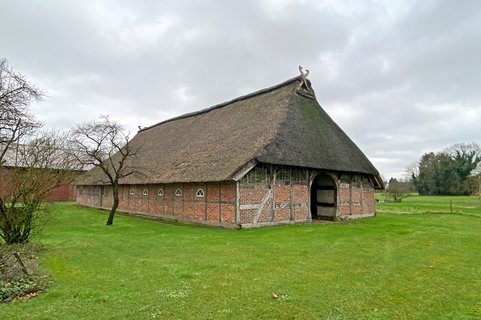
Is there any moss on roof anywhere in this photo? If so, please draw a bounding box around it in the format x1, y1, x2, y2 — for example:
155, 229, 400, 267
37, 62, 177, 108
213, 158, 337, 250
79, 76, 381, 186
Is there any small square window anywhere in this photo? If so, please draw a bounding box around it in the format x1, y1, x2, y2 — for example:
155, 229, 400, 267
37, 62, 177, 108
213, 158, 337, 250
195, 188, 205, 198
143, 189, 148, 196
175, 188, 182, 196
157, 187, 164, 196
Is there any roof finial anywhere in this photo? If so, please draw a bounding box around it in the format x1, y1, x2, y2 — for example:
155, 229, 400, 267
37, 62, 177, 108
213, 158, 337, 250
298, 65, 310, 89
296, 65, 315, 99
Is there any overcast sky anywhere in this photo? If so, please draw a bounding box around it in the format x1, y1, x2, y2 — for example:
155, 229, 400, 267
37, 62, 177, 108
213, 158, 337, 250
2, 0, 480, 179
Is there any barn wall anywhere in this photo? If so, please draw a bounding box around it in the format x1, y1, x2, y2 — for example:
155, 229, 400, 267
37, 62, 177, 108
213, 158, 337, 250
338, 174, 376, 219
238, 165, 310, 227
76, 181, 237, 227
46, 184, 77, 201
0, 167, 77, 201
76, 169, 376, 228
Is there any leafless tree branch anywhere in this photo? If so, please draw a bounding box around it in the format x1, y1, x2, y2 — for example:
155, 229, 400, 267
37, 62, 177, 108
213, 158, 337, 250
69, 115, 138, 225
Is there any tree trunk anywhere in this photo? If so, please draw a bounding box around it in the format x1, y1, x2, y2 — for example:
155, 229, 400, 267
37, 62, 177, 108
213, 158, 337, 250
106, 183, 119, 226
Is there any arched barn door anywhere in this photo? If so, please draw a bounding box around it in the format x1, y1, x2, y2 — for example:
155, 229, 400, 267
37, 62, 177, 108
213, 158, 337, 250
310, 173, 337, 221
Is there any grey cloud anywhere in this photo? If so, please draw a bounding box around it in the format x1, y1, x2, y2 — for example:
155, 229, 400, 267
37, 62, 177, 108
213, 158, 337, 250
1, 0, 480, 179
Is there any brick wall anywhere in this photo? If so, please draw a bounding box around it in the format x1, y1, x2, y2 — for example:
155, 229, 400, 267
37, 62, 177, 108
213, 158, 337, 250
0, 167, 77, 201
76, 168, 376, 228
76, 181, 237, 227
338, 174, 376, 219
238, 165, 310, 227
47, 184, 77, 201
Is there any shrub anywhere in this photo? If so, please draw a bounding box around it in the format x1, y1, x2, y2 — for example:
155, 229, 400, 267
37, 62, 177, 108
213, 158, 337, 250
0, 275, 46, 302
0, 244, 47, 302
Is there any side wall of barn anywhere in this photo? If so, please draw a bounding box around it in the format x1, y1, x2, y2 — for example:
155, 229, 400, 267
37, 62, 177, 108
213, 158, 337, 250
76, 181, 237, 227
337, 174, 376, 219
76, 167, 376, 228
238, 165, 311, 227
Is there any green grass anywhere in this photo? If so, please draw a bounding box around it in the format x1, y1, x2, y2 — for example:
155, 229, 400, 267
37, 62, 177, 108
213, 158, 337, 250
377, 194, 481, 217
1, 197, 481, 319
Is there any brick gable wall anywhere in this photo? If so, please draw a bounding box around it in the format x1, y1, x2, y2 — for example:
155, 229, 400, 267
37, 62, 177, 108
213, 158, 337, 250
338, 174, 376, 218
238, 166, 310, 227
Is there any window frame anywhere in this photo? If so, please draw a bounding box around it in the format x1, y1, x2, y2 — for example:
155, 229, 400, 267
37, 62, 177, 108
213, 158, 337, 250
195, 188, 205, 198
175, 188, 182, 197
157, 187, 164, 196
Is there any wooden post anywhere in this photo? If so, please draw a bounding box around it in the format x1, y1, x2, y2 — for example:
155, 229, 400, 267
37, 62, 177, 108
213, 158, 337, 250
360, 177, 364, 214
271, 166, 276, 222
289, 168, 294, 222
235, 181, 240, 225
219, 182, 222, 223
13, 252, 29, 276
349, 175, 353, 215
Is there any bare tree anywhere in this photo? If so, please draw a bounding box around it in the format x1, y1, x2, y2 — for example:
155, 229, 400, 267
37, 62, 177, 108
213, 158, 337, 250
0, 131, 79, 243
1, 59, 80, 244
1, 58, 43, 165
70, 116, 138, 225
385, 177, 415, 203
0, 58, 45, 244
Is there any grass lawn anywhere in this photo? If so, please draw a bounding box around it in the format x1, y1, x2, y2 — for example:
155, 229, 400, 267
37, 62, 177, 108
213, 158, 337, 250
1, 196, 481, 319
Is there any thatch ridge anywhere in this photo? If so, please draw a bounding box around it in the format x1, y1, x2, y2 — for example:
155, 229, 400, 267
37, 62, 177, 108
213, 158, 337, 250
78, 75, 382, 187
139, 76, 303, 133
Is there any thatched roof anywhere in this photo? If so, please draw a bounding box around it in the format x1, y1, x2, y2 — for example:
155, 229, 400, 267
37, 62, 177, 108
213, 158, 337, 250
79, 76, 382, 187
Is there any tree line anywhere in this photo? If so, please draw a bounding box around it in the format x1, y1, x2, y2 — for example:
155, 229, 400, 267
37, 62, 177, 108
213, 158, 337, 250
411, 143, 480, 196
385, 143, 481, 201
